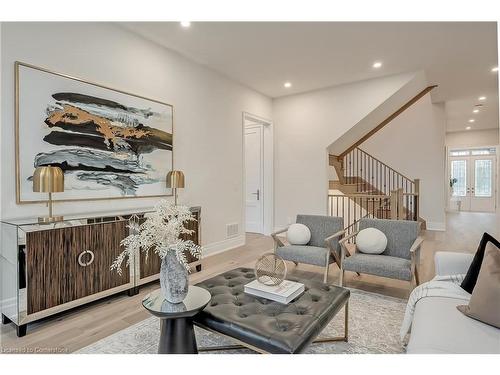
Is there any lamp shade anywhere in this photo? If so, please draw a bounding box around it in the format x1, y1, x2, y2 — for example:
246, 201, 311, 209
32, 166, 64, 193
166, 170, 185, 189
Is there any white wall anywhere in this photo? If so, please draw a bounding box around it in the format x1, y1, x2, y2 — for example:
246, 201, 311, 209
272, 73, 416, 229
362, 98, 447, 230
328, 71, 427, 156
0, 23, 272, 250
445, 128, 499, 148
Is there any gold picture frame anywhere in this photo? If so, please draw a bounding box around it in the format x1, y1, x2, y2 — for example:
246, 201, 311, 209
15, 61, 174, 204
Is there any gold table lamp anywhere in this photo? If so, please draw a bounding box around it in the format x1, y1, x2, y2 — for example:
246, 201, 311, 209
33, 166, 64, 223
166, 170, 185, 205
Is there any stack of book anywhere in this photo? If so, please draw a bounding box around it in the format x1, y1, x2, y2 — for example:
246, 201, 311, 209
244, 279, 305, 304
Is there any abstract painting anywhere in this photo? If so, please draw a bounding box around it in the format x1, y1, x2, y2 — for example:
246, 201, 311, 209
15, 62, 173, 203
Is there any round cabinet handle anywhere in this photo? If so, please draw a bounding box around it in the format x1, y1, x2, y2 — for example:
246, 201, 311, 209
78, 250, 95, 267
86, 250, 95, 266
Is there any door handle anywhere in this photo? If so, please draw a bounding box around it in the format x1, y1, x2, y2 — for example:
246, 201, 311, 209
251, 189, 260, 201
78, 250, 95, 267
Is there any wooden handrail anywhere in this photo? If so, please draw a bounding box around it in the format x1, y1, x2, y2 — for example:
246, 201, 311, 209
333, 85, 437, 159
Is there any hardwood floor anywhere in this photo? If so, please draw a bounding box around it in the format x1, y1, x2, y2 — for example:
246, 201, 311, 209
1, 211, 497, 353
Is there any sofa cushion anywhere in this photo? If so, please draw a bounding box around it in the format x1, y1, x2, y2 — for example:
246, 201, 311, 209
457, 242, 500, 329
461, 232, 500, 293
356, 228, 387, 254
342, 253, 412, 281
407, 296, 500, 354
276, 245, 335, 266
286, 223, 311, 245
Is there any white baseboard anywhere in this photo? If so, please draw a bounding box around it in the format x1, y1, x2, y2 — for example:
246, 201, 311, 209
426, 221, 446, 231
201, 234, 246, 258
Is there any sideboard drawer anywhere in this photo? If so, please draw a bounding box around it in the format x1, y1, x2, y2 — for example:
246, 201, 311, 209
26, 221, 129, 314
26, 226, 86, 314
84, 221, 130, 295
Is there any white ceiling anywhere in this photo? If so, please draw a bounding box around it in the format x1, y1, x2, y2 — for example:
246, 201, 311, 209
121, 22, 499, 132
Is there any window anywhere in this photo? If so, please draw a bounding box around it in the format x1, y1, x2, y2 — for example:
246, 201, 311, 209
450, 148, 496, 157
451, 160, 466, 197
475, 159, 492, 197
471, 148, 496, 156
450, 150, 469, 157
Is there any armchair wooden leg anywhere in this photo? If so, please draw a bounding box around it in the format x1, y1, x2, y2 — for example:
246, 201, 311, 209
339, 269, 344, 286
323, 263, 329, 283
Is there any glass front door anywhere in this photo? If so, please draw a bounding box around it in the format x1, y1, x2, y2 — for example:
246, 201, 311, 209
450, 157, 469, 210
470, 156, 495, 212
449, 148, 496, 212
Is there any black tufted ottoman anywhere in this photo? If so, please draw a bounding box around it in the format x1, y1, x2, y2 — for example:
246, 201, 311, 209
194, 267, 350, 354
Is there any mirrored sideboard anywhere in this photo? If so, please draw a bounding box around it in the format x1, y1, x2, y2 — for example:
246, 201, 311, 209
0, 207, 201, 337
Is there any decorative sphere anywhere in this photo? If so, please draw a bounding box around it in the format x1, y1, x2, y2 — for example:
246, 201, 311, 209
356, 228, 387, 254
286, 223, 311, 245
255, 253, 287, 285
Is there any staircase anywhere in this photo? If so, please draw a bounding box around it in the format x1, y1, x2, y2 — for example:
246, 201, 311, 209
326, 85, 437, 235
329, 147, 423, 229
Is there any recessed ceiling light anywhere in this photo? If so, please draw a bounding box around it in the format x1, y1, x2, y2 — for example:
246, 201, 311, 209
478, 96, 486, 101
180, 21, 191, 28
473, 109, 479, 113
284, 82, 292, 88
468, 119, 475, 123
466, 126, 471, 130
372, 61, 383, 69
492, 66, 499, 72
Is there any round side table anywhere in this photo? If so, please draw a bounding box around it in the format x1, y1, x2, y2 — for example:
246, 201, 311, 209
142, 286, 211, 354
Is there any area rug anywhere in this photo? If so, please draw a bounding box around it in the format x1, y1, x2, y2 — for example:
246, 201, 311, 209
77, 288, 407, 354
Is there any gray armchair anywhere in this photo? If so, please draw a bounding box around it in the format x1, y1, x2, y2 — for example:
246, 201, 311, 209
339, 218, 423, 291
271, 215, 345, 283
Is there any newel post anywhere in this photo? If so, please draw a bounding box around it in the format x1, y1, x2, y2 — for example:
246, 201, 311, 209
397, 188, 404, 219
414, 179, 420, 221
390, 190, 398, 220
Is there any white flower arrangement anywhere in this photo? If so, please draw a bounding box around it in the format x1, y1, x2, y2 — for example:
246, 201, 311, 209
111, 200, 202, 275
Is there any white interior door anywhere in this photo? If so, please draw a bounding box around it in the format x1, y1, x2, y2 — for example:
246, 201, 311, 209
470, 155, 495, 212
449, 151, 496, 212
245, 125, 264, 233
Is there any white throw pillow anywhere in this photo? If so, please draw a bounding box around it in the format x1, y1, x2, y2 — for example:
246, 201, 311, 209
287, 223, 311, 245
356, 228, 387, 254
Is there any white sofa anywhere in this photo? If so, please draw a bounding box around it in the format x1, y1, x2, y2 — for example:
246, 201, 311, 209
406, 251, 500, 354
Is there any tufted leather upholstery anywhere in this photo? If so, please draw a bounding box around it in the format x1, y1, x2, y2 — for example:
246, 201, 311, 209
195, 268, 350, 354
